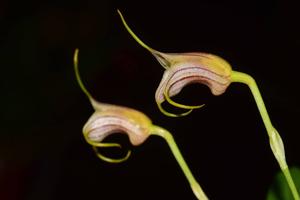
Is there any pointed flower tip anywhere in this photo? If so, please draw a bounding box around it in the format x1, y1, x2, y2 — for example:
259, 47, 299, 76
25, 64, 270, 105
116, 9, 122, 18
117, 10, 157, 55
74, 48, 79, 63
157, 102, 194, 117
164, 90, 204, 109
93, 146, 131, 163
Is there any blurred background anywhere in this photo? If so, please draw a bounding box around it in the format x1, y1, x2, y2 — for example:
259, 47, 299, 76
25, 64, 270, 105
1, 0, 299, 199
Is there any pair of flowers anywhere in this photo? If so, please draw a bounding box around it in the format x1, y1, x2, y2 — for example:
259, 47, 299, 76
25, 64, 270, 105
73, 10, 299, 200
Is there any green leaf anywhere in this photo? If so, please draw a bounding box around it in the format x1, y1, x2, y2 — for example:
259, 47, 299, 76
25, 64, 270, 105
266, 167, 300, 200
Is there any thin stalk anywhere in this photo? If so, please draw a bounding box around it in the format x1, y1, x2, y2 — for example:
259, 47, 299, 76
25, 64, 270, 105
151, 125, 209, 200
231, 71, 299, 200
283, 168, 300, 200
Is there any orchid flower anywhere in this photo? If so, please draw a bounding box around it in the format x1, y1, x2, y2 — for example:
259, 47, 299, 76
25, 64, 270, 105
117, 10, 231, 117
117, 10, 300, 200
73, 49, 209, 199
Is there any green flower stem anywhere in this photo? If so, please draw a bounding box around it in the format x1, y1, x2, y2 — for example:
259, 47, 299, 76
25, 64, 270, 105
151, 125, 209, 200
231, 71, 299, 200
283, 167, 300, 200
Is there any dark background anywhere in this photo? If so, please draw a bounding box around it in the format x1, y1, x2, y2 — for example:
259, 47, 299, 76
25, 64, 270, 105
1, 0, 299, 199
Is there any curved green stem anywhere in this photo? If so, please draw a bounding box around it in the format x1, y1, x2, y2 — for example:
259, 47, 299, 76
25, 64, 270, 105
231, 71, 273, 132
231, 71, 299, 200
151, 125, 209, 200
283, 168, 300, 200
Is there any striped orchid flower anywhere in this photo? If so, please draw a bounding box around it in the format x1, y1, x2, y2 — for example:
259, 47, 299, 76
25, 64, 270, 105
118, 10, 232, 117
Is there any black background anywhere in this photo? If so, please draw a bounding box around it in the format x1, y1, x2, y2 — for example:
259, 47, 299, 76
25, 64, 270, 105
1, 0, 299, 199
